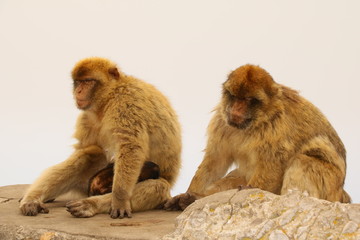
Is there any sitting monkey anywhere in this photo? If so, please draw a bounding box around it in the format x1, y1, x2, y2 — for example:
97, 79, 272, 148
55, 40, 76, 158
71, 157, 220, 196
20, 57, 181, 218
165, 64, 350, 211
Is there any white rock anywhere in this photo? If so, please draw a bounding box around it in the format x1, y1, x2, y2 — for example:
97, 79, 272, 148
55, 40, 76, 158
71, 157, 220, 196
163, 189, 360, 240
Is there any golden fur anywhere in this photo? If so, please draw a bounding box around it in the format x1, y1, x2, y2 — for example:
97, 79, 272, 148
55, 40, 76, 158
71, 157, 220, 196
165, 64, 350, 211
20, 57, 181, 218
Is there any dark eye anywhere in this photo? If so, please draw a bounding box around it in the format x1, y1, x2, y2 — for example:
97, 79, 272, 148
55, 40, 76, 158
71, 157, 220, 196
74, 79, 96, 87
248, 97, 261, 105
73, 80, 80, 87
244, 97, 260, 105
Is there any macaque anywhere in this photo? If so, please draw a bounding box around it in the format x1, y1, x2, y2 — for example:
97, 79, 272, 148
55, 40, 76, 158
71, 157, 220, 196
20, 57, 181, 218
165, 64, 350, 211
88, 161, 160, 196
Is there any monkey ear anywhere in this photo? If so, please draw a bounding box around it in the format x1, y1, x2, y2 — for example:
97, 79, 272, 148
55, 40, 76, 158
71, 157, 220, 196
108, 67, 120, 80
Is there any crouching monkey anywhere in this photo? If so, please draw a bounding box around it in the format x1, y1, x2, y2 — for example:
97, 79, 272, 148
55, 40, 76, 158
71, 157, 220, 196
20, 57, 182, 218
165, 64, 350, 211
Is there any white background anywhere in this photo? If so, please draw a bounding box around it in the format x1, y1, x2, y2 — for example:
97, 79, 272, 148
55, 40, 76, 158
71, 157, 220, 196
0, 0, 359, 203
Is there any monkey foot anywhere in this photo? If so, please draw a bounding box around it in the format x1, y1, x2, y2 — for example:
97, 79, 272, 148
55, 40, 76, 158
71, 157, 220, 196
66, 200, 96, 218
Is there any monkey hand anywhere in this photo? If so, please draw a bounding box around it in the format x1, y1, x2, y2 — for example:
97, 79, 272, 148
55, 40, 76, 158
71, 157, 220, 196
20, 200, 49, 216
110, 198, 132, 219
163, 192, 198, 211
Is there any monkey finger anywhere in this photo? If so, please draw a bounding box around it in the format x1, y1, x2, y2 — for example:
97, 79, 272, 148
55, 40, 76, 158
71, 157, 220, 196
110, 209, 120, 219
38, 204, 49, 214
163, 196, 180, 210
179, 193, 197, 210
125, 209, 132, 218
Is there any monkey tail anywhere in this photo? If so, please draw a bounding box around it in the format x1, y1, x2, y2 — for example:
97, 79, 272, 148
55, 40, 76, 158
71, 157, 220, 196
341, 190, 351, 203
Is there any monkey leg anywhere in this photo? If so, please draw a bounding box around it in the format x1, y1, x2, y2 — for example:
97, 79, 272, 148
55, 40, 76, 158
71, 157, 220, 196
20, 145, 106, 216
66, 178, 171, 218
281, 154, 350, 203
131, 178, 171, 211
203, 169, 248, 196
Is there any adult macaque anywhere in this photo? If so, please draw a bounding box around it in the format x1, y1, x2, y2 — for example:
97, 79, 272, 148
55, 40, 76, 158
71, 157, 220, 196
165, 64, 350, 211
88, 161, 160, 196
20, 57, 181, 218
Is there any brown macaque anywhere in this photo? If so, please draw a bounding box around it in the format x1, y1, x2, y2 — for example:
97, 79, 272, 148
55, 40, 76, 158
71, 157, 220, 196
165, 64, 350, 211
20, 57, 181, 218
88, 161, 160, 196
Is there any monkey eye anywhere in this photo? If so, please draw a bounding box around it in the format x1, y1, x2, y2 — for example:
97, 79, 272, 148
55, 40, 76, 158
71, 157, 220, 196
74, 79, 97, 87
248, 97, 261, 105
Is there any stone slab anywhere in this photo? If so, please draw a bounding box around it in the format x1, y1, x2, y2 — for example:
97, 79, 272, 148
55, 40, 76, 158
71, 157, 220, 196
0, 185, 180, 240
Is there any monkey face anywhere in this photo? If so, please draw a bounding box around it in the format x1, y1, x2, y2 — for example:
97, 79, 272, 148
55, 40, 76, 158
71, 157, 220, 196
71, 58, 121, 110
222, 65, 277, 129
73, 79, 99, 109
223, 90, 261, 129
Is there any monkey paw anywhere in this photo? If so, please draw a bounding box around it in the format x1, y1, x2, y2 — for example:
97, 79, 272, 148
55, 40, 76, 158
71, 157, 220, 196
164, 192, 197, 211
110, 199, 132, 219
20, 200, 49, 216
66, 199, 96, 218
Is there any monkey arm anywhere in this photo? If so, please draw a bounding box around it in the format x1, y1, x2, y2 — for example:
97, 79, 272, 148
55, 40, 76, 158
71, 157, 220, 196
164, 149, 233, 211
187, 149, 233, 195
20, 145, 105, 216
109, 126, 150, 219
246, 159, 284, 194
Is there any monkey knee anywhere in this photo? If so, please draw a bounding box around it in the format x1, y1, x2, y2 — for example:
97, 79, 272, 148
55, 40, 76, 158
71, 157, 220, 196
131, 179, 171, 212
282, 157, 348, 202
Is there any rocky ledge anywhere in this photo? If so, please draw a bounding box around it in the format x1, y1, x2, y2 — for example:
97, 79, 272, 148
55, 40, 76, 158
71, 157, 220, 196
0, 185, 180, 240
1, 185, 359, 240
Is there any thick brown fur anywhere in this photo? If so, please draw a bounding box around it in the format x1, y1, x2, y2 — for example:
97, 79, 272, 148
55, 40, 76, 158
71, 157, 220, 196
88, 161, 160, 196
165, 64, 350, 211
20, 57, 181, 218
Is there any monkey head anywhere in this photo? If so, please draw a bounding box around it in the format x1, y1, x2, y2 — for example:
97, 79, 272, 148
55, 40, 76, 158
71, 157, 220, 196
71, 57, 122, 110
222, 64, 281, 129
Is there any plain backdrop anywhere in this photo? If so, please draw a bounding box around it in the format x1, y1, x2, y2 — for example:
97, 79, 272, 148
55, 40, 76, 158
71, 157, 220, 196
0, 0, 359, 203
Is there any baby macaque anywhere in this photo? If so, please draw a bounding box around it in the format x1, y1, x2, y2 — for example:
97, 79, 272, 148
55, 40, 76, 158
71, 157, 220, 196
88, 161, 160, 196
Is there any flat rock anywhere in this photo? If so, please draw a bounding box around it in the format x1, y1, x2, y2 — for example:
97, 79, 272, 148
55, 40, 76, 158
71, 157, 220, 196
0, 185, 180, 240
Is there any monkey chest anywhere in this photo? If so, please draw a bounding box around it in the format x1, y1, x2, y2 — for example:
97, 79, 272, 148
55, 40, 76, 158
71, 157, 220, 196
234, 151, 258, 182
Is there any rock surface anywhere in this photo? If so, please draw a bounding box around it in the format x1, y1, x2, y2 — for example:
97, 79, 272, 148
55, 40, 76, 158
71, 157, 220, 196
2, 185, 360, 240
163, 188, 360, 240
0, 185, 180, 240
